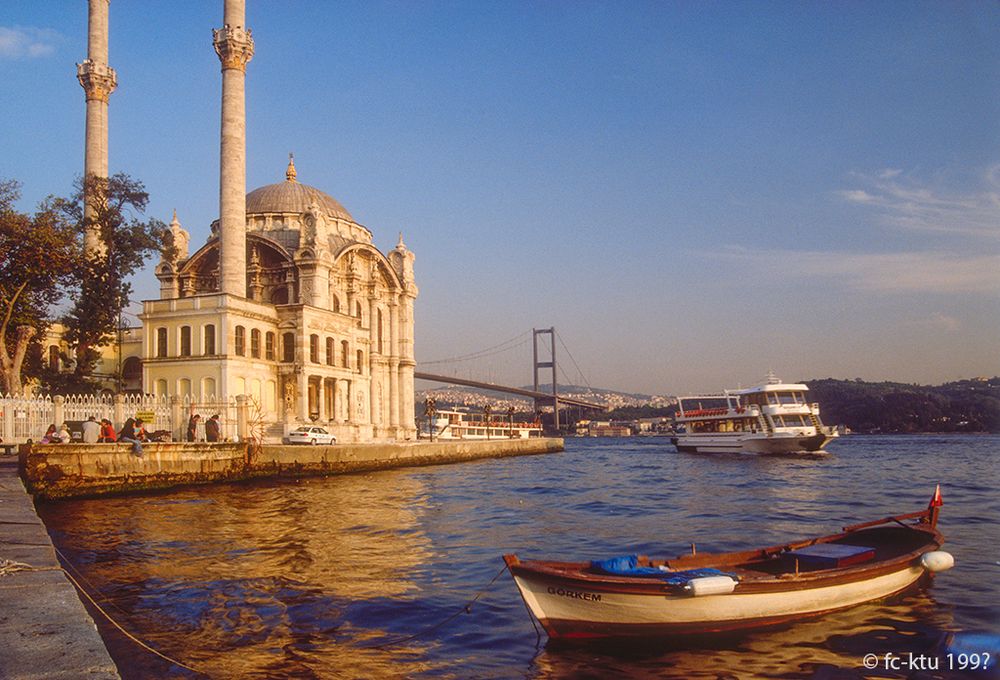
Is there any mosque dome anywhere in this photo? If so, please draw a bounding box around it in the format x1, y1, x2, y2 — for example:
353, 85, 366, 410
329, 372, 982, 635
245, 155, 353, 221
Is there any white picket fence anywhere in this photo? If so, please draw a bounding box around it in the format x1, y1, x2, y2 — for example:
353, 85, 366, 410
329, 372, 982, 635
0, 393, 247, 444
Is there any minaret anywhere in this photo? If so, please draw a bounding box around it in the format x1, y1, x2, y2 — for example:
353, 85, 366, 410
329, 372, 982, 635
213, 0, 254, 297
77, 0, 117, 254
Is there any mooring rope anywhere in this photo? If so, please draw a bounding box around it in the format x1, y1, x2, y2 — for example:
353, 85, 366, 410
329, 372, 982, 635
50, 545, 208, 677
0, 558, 62, 577
363, 563, 511, 650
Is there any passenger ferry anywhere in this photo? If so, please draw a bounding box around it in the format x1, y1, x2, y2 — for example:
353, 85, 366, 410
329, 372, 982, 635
420, 408, 544, 440
671, 373, 837, 454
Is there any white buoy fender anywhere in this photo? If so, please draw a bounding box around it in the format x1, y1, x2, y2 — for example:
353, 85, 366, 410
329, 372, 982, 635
684, 575, 738, 596
920, 550, 955, 572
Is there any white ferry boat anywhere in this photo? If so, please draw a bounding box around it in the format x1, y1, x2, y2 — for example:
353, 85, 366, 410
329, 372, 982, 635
671, 373, 837, 454
420, 408, 544, 440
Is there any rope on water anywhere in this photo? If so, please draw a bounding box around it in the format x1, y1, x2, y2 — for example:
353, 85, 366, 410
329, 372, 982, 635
363, 563, 511, 650
51, 545, 208, 677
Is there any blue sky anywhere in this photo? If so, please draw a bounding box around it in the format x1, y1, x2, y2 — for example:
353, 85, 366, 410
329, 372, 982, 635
1, 1, 998, 394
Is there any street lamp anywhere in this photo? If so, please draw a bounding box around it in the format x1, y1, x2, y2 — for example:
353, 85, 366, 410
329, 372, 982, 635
425, 397, 436, 442
484, 404, 492, 440
508, 406, 515, 438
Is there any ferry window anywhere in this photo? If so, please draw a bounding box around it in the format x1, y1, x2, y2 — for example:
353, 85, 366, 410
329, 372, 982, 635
156, 327, 168, 358
265, 332, 275, 360
251, 329, 261, 358
204, 325, 216, 355
777, 392, 799, 405
235, 325, 246, 356
180, 326, 192, 356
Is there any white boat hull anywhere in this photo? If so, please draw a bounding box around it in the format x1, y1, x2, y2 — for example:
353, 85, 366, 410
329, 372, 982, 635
671, 431, 835, 454
512, 564, 926, 638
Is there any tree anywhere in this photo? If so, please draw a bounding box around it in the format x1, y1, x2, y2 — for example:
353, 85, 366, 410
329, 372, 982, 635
53, 174, 172, 391
0, 180, 81, 394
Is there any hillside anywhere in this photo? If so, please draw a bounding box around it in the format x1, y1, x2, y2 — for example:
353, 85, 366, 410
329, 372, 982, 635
805, 377, 1000, 434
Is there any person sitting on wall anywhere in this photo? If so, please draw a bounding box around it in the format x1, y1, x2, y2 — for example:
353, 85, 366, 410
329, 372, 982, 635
82, 416, 100, 444
98, 419, 117, 443
41, 424, 59, 443
205, 414, 221, 443
186, 413, 201, 442
58, 423, 72, 443
119, 417, 145, 456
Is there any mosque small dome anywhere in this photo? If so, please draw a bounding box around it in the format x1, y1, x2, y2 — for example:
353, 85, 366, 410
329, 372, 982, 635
245, 155, 353, 221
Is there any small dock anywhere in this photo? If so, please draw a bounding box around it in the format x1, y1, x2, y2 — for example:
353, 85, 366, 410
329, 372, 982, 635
0, 455, 119, 678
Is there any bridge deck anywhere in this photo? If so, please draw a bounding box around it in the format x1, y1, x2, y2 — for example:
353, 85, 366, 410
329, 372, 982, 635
414, 372, 604, 410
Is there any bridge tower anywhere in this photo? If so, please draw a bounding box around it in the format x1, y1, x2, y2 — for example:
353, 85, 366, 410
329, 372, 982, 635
532, 327, 560, 431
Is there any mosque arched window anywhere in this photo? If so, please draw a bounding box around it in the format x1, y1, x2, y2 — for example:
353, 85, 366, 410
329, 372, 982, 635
341, 340, 349, 369
251, 329, 261, 358
356, 349, 364, 374
331, 294, 340, 313
156, 328, 168, 358
326, 337, 334, 366
235, 325, 246, 356
282, 332, 295, 363
180, 326, 192, 357
204, 325, 216, 355
309, 334, 319, 364
265, 332, 275, 361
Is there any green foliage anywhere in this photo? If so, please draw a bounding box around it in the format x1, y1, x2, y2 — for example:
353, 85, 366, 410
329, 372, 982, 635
806, 377, 1000, 433
0, 179, 81, 392
52, 173, 171, 391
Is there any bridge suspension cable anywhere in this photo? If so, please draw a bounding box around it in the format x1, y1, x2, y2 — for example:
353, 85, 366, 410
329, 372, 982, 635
419, 331, 531, 367
555, 329, 593, 392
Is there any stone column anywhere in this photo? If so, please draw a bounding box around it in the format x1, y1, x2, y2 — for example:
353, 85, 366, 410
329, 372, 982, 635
236, 394, 248, 441
213, 0, 254, 297
296, 372, 308, 423
388, 297, 400, 431
169, 395, 182, 441
77, 0, 117, 254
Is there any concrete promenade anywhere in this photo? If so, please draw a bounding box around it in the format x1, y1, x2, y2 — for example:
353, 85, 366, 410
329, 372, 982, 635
23, 437, 565, 500
0, 455, 119, 679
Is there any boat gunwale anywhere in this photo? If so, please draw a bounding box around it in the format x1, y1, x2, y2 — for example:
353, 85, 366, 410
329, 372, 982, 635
503, 511, 943, 596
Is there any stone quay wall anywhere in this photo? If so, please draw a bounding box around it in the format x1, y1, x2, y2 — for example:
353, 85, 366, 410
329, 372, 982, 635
20, 438, 564, 500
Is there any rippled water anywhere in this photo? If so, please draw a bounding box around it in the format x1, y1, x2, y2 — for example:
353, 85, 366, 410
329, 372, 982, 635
38, 435, 1000, 679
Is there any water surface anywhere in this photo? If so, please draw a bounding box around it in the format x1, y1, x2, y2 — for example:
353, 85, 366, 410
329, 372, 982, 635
39, 435, 1000, 678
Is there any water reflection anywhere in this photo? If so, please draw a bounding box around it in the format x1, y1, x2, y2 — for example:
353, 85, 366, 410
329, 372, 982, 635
36, 435, 1000, 679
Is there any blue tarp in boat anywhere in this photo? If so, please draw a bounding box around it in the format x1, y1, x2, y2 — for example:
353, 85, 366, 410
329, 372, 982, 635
590, 554, 737, 586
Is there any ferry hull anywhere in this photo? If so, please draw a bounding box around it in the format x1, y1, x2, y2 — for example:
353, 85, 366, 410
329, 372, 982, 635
671, 431, 834, 454
510, 564, 925, 639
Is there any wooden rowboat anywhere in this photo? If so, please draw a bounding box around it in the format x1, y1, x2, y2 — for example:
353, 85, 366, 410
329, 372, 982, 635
504, 487, 953, 640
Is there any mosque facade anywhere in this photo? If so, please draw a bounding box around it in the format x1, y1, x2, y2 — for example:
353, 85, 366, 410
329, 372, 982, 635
74, 0, 418, 442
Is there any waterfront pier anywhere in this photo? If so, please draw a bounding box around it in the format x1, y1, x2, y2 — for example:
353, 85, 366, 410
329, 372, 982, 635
21, 438, 564, 500
0, 455, 119, 678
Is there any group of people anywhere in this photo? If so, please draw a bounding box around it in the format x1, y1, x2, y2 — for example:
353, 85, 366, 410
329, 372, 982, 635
186, 413, 221, 443
38, 413, 222, 455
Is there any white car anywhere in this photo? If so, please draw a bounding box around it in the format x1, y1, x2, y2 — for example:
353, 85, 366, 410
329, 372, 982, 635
285, 426, 337, 445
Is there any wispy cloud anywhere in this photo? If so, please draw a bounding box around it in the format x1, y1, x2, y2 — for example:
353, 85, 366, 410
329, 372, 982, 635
711, 246, 1000, 295
0, 26, 61, 60
838, 166, 1000, 240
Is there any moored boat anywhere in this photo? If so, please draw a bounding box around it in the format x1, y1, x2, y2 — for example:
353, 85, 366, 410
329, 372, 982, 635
504, 487, 952, 640
671, 372, 838, 454
419, 407, 543, 440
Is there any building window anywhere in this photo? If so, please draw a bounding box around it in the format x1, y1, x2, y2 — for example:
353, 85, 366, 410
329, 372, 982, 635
251, 328, 261, 358
325, 337, 334, 365
180, 326, 192, 357
331, 294, 340, 313
357, 349, 364, 374
235, 325, 246, 356
265, 332, 275, 361
48, 345, 60, 371
309, 334, 319, 363
356, 301, 362, 320
341, 340, 349, 368
156, 328, 168, 358
282, 332, 295, 363
204, 325, 216, 355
